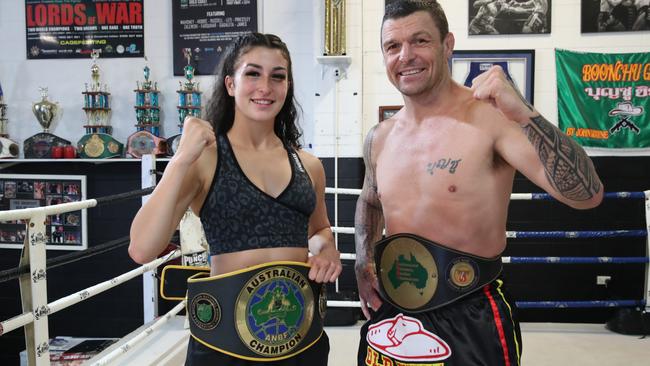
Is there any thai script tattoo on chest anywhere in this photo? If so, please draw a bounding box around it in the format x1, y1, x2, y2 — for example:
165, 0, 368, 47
426, 158, 462, 175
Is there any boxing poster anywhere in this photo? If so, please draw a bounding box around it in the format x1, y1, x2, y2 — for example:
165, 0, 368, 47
25, 0, 145, 59
172, 0, 258, 76
556, 49, 650, 149
0, 174, 87, 250
581, 0, 650, 33
468, 0, 551, 35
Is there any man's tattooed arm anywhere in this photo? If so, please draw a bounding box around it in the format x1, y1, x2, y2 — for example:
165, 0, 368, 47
523, 114, 602, 202
355, 125, 385, 268
506, 76, 601, 203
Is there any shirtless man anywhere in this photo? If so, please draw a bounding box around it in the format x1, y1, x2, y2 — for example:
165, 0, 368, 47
355, 1, 603, 365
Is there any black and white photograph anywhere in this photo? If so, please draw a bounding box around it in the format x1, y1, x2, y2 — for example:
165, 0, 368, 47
581, 0, 650, 33
469, 0, 551, 35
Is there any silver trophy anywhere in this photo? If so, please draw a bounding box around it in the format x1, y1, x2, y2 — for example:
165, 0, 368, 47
24, 87, 70, 158
32, 87, 59, 133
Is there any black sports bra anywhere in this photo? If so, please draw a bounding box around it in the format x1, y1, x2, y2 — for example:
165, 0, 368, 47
199, 134, 316, 255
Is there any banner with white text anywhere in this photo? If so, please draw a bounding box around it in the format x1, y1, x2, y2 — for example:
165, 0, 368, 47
25, 0, 144, 59
556, 49, 650, 149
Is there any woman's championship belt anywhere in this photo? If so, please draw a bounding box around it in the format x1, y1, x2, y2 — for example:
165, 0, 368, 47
182, 261, 326, 362
375, 233, 502, 313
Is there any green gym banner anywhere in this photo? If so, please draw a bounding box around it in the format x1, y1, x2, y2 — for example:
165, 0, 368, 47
556, 49, 650, 149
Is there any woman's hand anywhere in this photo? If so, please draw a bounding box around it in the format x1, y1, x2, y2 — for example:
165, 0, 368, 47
307, 245, 342, 283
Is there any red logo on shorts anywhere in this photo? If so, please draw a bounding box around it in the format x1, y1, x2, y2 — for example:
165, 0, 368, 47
366, 313, 451, 362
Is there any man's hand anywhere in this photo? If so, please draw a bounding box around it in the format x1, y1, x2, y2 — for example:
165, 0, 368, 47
307, 245, 342, 283
471, 65, 535, 124
355, 261, 383, 320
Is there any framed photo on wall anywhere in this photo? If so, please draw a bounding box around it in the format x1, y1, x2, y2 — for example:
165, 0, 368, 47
581, 0, 649, 33
0, 174, 87, 251
469, 0, 551, 35
449, 50, 535, 104
379, 105, 403, 122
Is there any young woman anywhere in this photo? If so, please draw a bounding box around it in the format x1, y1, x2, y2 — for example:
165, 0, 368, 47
129, 33, 341, 366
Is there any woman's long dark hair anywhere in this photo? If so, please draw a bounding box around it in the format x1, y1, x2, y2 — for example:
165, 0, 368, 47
204, 33, 303, 149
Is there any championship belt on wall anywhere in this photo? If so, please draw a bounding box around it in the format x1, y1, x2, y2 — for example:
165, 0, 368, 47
127, 63, 167, 158
375, 233, 502, 313
0, 136, 19, 158
24, 133, 71, 159
166, 133, 181, 156
183, 261, 326, 361
127, 130, 167, 158
78, 133, 123, 159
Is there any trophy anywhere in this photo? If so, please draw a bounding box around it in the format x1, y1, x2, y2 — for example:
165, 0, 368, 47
23, 87, 71, 159
0, 81, 19, 158
127, 61, 167, 158
324, 0, 346, 55
77, 50, 124, 159
167, 48, 202, 156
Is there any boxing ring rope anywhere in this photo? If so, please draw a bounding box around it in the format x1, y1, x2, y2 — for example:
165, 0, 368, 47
87, 300, 186, 366
327, 189, 650, 312
0, 187, 177, 366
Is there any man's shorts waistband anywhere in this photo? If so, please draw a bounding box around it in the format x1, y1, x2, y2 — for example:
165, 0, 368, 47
186, 261, 326, 362
374, 233, 502, 313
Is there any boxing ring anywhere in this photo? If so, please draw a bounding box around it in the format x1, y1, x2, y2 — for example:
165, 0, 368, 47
0, 162, 648, 365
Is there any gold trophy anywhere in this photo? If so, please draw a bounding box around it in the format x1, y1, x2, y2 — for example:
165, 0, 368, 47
0, 81, 19, 158
77, 50, 123, 159
324, 0, 346, 55
23, 87, 70, 158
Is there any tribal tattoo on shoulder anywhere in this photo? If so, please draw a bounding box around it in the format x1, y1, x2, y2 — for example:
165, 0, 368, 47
523, 115, 601, 201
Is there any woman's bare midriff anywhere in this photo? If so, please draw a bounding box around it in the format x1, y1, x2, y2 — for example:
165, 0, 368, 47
209, 246, 309, 276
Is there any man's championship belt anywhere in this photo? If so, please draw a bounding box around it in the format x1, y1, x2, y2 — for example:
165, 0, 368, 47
375, 233, 502, 313
171, 261, 326, 362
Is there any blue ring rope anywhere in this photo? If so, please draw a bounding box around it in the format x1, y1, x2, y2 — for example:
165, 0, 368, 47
505, 257, 648, 264
516, 300, 646, 308
507, 230, 647, 238
531, 192, 646, 200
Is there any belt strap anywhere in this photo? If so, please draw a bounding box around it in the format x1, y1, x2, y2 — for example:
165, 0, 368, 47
187, 261, 326, 362
374, 233, 502, 313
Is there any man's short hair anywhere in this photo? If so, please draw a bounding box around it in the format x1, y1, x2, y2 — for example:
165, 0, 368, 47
382, 0, 449, 40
